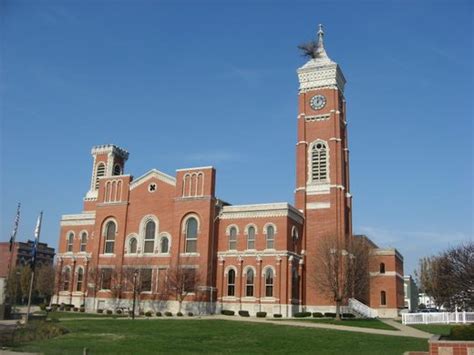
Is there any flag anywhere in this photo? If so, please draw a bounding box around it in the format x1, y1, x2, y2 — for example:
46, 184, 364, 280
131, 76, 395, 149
30, 211, 43, 270
9, 203, 21, 252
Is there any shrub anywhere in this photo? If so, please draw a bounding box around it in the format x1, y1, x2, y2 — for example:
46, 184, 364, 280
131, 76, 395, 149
187, 312, 193, 317
145, 311, 152, 317
116, 309, 122, 315
238, 310, 250, 317
80, 307, 85, 313
342, 313, 355, 319
39, 304, 46, 311
51, 305, 58, 312
73, 307, 79, 312
177, 312, 183, 317
294, 312, 312, 318
11, 320, 69, 345
449, 324, 474, 341
156, 312, 162, 317
221, 310, 235, 316
106, 310, 113, 315
273, 314, 282, 318
97, 309, 104, 314
139, 311, 145, 316
312, 312, 324, 318
324, 312, 336, 318
256, 312, 267, 318
165, 312, 172, 317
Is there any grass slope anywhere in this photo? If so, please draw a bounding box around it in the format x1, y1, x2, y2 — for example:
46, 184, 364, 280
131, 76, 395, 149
279, 318, 397, 331
15, 319, 427, 354
408, 324, 456, 336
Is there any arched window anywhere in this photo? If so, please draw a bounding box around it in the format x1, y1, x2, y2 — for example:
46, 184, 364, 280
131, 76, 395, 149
245, 269, 254, 297
292, 227, 299, 252
247, 226, 255, 250
311, 141, 328, 182
104, 221, 116, 254
227, 269, 236, 296
76, 268, 84, 291
229, 227, 237, 250
129, 237, 137, 254
380, 263, 385, 274
80, 232, 87, 252
160, 237, 169, 253
185, 217, 198, 253
113, 164, 121, 176
291, 266, 299, 300
67, 233, 74, 252
144, 221, 156, 253
381, 291, 387, 305
95, 163, 106, 189
265, 268, 274, 297
266, 225, 275, 249
63, 268, 71, 291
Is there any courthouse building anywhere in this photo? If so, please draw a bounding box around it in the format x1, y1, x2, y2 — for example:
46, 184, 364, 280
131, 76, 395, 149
54, 26, 404, 318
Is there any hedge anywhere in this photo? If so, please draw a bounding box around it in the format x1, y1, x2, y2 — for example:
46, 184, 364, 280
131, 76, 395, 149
156, 312, 162, 317
165, 312, 173, 317
177, 312, 183, 317
238, 310, 250, 317
312, 312, 324, 318
221, 310, 235, 316
324, 312, 336, 318
294, 312, 312, 318
273, 314, 282, 318
256, 312, 267, 318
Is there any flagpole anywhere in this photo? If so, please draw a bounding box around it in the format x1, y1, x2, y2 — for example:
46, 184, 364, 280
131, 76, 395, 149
26, 211, 43, 324
7, 203, 21, 310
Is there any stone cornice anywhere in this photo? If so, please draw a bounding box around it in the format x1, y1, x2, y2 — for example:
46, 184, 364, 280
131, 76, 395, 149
60, 213, 96, 227
220, 203, 304, 224
91, 144, 129, 161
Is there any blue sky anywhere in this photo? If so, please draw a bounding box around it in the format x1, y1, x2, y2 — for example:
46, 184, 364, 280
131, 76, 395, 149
1, 0, 472, 275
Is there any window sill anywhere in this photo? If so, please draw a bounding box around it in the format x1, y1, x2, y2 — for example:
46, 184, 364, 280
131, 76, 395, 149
222, 296, 238, 301
99, 254, 116, 257
242, 297, 256, 301
180, 253, 200, 257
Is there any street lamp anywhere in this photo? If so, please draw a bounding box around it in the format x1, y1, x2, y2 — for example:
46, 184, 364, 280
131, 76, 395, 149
132, 269, 139, 320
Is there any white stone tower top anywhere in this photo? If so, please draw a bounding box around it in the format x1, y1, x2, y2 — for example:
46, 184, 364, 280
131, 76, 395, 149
297, 24, 346, 93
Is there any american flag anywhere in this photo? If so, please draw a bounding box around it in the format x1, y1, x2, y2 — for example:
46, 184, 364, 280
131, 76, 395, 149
9, 203, 21, 252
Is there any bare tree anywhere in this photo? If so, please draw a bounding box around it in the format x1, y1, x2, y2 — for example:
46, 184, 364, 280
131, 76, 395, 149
35, 264, 55, 304
313, 235, 370, 320
298, 41, 318, 59
164, 262, 202, 313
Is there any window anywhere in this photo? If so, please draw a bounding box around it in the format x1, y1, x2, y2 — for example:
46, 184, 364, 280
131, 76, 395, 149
266, 225, 275, 249
185, 217, 198, 253
247, 226, 255, 249
76, 268, 84, 291
311, 141, 328, 182
229, 227, 237, 250
227, 269, 236, 296
140, 269, 152, 292
129, 238, 137, 254
265, 268, 274, 297
67, 233, 74, 252
63, 268, 70, 291
292, 227, 299, 252
245, 269, 254, 297
80, 232, 87, 252
144, 221, 155, 253
380, 263, 385, 274
381, 291, 387, 306
183, 268, 196, 293
113, 164, 121, 176
160, 237, 169, 253
100, 268, 112, 290
104, 221, 116, 254
95, 163, 106, 189
291, 266, 299, 300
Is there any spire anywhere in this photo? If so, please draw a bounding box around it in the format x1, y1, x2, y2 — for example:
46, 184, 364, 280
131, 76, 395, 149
314, 23, 330, 61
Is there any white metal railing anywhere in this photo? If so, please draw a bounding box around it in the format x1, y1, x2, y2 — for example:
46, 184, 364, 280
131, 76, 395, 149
348, 298, 378, 318
402, 311, 474, 325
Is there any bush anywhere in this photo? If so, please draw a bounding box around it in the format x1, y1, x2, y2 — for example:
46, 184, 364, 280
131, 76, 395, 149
238, 310, 250, 317
324, 312, 336, 318
106, 310, 113, 315
139, 311, 145, 316
342, 313, 355, 318
80, 307, 85, 313
165, 312, 172, 317
449, 324, 474, 341
312, 312, 324, 318
97, 309, 104, 314
156, 312, 162, 317
73, 307, 79, 312
294, 312, 312, 318
39, 304, 47, 311
145, 311, 152, 317
177, 312, 183, 317
273, 314, 283, 318
51, 305, 58, 312
256, 312, 267, 318
187, 312, 194, 317
116, 309, 122, 315
11, 320, 69, 345
221, 310, 235, 316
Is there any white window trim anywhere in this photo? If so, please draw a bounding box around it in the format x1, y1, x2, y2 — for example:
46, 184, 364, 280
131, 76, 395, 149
101, 217, 118, 255
139, 215, 159, 254
182, 213, 201, 253
158, 232, 171, 254
307, 139, 330, 185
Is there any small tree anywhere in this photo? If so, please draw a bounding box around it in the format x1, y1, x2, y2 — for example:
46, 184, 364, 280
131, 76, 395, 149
19, 265, 32, 304
164, 262, 202, 313
35, 264, 55, 304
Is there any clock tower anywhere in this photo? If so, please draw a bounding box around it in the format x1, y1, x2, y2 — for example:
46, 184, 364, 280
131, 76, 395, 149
295, 25, 353, 307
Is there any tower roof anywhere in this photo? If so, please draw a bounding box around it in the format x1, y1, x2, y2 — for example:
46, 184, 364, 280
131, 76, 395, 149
300, 24, 335, 68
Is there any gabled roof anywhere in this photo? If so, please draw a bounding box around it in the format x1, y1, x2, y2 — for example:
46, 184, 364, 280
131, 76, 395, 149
129, 169, 176, 190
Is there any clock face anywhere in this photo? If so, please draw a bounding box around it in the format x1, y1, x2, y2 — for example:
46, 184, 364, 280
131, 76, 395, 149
310, 95, 327, 110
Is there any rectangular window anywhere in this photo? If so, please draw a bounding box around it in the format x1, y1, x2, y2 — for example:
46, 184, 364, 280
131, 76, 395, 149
183, 268, 196, 293
140, 269, 152, 292
100, 268, 113, 290
104, 240, 114, 254
185, 240, 197, 253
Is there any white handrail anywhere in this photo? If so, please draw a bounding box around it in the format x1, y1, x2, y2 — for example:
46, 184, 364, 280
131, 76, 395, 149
348, 298, 378, 318
402, 311, 474, 325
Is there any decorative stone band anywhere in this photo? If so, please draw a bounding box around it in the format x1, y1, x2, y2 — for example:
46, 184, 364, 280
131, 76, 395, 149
217, 250, 302, 260
220, 203, 304, 224
369, 271, 404, 279
129, 168, 176, 190
297, 63, 346, 93
57, 252, 92, 259
371, 248, 404, 261
91, 144, 129, 161
60, 213, 96, 226
306, 202, 331, 209
305, 114, 330, 122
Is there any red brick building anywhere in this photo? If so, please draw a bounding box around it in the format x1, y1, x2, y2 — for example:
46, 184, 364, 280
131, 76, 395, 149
54, 26, 404, 317
0, 241, 55, 278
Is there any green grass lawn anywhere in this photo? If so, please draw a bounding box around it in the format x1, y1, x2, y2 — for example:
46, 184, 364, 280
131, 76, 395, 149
277, 318, 398, 331
45, 311, 127, 320
13, 319, 428, 354
408, 324, 455, 336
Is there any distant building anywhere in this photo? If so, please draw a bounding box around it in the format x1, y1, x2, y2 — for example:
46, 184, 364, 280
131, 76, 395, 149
418, 292, 437, 309
403, 275, 418, 312
0, 240, 55, 278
